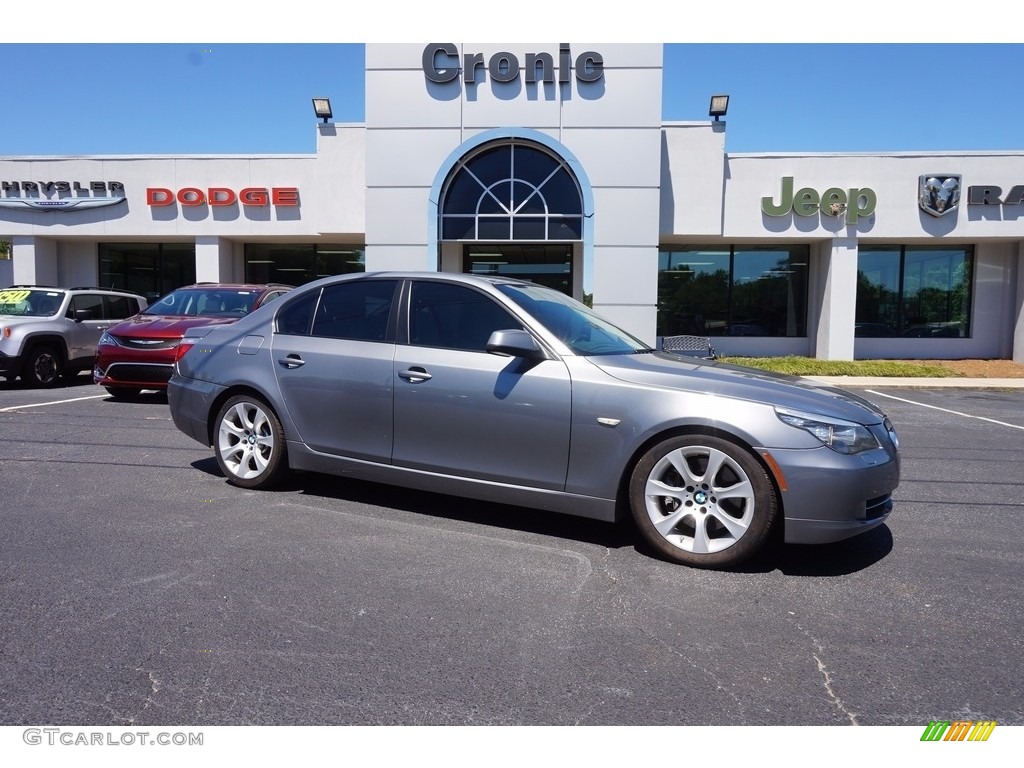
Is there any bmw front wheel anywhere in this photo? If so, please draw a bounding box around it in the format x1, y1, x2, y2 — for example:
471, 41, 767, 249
214, 395, 288, 489
629, 435, 776, 568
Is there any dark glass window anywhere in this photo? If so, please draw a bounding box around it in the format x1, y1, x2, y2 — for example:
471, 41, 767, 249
244, 244, 365, 285
856, 246, 973, 337
104, 295, 137, 319
657, 246, 808, 337
68, 294, 104, 320
440, 141, 582, 242
310, 281, 398, 342
463, 244, 572, 295
409, 281, 521, 352
276, 289, 320, 336
99, 243, 196, 304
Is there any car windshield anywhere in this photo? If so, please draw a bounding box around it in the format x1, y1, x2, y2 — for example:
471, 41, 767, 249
0, 288, 66, 317
144, 288, 259, 317
497, 283, 651, 356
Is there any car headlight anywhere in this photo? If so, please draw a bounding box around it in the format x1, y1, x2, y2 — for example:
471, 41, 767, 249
775, 409, 881, 455
98, 331, 119, 347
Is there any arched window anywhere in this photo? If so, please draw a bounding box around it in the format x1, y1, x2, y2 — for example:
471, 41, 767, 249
440, 141, 583, 242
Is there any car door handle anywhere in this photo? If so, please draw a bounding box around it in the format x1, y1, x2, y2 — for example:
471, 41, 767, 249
398, 367, 432, 383
278, 354, 305, 369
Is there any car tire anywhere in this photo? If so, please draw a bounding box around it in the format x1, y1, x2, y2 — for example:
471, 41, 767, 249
214, 394, 288, 489
105, 387, 142, 400
24, 345, 62, 388
628, 434, 776, 569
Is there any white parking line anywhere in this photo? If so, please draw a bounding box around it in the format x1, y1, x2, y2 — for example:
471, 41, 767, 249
866, 389, 1024, 431
0, 394, 107, 412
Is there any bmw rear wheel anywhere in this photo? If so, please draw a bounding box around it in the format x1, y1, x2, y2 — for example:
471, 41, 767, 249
629, 435, 776, 568
214, 395, 287, 489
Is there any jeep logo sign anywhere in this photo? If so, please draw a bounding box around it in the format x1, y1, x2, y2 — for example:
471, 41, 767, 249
762, 177, 877, 225
422, 43, 604, 86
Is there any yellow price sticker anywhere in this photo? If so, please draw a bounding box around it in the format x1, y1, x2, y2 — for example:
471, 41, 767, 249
0, 289, 31, 304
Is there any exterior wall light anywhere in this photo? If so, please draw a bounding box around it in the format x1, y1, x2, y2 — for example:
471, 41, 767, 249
312, 98, 333, 123
709, 94, 729, 121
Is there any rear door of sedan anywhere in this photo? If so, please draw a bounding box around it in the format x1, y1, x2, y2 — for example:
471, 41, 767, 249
271, 279, 400, 462
392, 279, 572, 491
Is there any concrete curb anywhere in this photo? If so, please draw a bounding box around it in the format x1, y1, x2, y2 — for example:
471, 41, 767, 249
805, 376, 1024, 388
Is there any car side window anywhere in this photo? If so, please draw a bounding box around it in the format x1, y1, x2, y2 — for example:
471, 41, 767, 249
104, 295, 134, 320
276, 289, 320, 336
311, 281, 398, 342
69, 294, 104, 320
409, 281, 522, 352
259, 290, 287, 307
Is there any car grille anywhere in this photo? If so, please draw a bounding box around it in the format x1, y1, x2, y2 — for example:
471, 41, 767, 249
865, 495, 893, 520
105, 363, 173, 383
115, 337, 179, 350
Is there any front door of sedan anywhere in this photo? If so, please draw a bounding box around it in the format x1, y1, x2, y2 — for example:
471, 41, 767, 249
272, 280, 399, 462
392, 280, 572, 491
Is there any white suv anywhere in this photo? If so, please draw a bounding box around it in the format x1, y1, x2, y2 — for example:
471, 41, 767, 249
0, 286, 148, 387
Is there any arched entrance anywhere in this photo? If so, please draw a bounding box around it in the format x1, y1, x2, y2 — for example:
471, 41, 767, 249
431, 132, 591, 299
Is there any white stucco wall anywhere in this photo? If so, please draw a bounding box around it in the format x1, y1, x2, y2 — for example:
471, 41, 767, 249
364, 42, 665, 343
2, 45, 1022, 360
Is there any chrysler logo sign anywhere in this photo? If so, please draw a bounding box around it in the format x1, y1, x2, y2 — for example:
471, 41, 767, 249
0, 197, 125, 211
919, 174, 961, 217
0, 180, 126, 212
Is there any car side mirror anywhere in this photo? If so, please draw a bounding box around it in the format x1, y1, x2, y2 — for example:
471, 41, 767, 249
486, 329, 546, 360
74, 309, 94, 322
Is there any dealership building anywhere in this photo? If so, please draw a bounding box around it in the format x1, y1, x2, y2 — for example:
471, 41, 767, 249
2, 43, 1023, 362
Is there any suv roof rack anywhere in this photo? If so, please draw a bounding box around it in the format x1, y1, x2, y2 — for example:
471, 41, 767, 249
68, 286, 147, 296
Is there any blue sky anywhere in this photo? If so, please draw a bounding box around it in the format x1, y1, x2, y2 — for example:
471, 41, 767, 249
3, 42, 1021, 157
1, 4, 1019, 157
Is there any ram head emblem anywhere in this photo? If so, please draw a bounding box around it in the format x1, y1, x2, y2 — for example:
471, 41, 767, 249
919, 175, 961, 218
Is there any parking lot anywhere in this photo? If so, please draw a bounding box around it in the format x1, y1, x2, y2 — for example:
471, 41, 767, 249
1, 375, 1022, 726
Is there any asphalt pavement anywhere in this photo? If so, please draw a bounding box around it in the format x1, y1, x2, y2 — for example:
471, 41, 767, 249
1, 377, 1022, 737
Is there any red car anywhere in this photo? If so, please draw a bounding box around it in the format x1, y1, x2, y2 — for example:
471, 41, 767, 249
93, 283, 292, 399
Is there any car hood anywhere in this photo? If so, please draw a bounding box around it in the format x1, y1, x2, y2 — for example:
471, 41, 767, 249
588, 352, 888, 425
108, 314, 242, 338
0, 315, 51, 325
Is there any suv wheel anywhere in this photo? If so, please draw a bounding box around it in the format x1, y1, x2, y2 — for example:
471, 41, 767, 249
24, 346, 62, 388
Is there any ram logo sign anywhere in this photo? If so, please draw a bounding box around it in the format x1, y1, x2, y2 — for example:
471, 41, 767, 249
919, 174, 961, 217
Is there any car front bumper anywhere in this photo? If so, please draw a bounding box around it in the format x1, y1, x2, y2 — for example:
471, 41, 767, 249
768, 442, 900, 545
0, 351, 25, 379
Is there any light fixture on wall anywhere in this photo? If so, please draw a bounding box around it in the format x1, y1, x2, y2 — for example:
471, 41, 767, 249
312, 98, 333, 123
709, 94, 729, 121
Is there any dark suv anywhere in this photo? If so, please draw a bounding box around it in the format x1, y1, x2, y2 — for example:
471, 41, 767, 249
93, 283, 292, 399
0, 286, 148, 387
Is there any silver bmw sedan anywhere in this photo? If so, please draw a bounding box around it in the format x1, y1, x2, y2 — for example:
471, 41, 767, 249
168, 272, 899, 569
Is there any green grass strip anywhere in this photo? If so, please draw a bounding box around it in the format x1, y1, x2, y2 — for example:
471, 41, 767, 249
719, 356, 958, 377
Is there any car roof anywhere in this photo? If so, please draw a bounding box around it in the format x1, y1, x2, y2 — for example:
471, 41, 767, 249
293, 271, 535, 291
8, 285, 145, 296
183, 283, 294, 291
